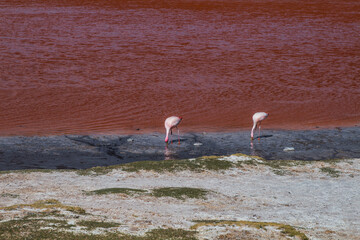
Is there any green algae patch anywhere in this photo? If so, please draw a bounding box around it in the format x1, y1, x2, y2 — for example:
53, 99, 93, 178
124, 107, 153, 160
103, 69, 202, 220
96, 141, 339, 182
143, 228, 197, 240
151, 187, 210, 200
1, 199, 86, 215
120, 156, 232, 173
196, 156, 234, 171
320, 167, 341, 177
0, 169, 72, 175
0, 219, 76, 240
77, 220, 120, 230
77, 155, 234, 175
191, 220, 308, 240
76, 156, 302, 176
75, 153, 347, 176
264, 160, 310, 168
0, 218, 116, 240
0, 217, 197, 240
86, 188, 147, 196
86, 187, 211, 200
23, 210, 65, 219
0, 193, 19, 198
272, 169, 288, 176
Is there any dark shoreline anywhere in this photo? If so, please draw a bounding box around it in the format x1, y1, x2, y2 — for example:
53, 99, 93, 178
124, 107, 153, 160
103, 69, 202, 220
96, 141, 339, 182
0, 127, 359, 171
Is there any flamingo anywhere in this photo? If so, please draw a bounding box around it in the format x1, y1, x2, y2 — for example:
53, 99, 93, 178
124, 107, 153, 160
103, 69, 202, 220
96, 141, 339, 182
251, 112, 269, 140
164, 116, 183, 144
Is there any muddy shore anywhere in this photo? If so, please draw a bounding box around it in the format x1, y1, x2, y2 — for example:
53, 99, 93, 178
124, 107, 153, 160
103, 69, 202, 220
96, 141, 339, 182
0, 127, 359, 171
0, 127, 359, 239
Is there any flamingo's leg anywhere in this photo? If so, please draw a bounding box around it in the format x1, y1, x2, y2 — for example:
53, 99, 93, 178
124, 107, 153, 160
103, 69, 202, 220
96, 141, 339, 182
177, 127, 180, 145
258, 122, 261, 136
170, 129, 173, 144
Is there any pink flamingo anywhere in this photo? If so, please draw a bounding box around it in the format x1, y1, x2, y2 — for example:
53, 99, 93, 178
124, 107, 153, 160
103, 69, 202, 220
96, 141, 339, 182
164, 116, 183, 144
251, 112, 269, 140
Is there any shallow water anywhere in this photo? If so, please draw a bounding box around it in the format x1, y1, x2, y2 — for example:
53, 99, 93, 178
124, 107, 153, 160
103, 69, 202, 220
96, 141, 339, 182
1, 127, 359, 170
1, 0, 359, 136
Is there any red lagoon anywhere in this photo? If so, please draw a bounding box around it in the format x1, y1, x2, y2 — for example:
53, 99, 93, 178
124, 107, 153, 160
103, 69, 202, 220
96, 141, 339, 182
0, 0, 359, 136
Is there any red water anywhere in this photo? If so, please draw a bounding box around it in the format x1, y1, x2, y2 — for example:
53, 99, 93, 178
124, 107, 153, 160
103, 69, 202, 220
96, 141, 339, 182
1, 0, 359, 136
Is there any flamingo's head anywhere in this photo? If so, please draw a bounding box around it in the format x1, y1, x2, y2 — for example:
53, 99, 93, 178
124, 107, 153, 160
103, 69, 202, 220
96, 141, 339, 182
165, 136, 169, 143
179, 116, 183, 120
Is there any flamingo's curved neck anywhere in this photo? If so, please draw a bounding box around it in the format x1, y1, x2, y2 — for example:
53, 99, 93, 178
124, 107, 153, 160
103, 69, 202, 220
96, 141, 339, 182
165, 127, 170, 142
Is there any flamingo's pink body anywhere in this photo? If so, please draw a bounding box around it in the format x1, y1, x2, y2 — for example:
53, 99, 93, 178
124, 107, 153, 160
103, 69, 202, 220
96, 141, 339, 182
164, 116, 183, 143
251, 112, 269, 140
